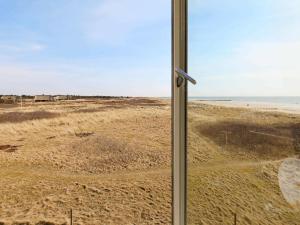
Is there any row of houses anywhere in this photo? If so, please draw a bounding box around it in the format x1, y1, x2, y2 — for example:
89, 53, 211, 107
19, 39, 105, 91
0, 95, 17, 104
34, 95, 69, 102
0, 95, 71, 104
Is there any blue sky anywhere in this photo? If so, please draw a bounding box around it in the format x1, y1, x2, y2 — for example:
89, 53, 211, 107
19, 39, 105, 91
0, 0, 300, 96
189, 0, 300, 96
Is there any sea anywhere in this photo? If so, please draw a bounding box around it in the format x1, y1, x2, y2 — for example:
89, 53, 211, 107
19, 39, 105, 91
187, 96, 300, 112
189, 96, 300, 105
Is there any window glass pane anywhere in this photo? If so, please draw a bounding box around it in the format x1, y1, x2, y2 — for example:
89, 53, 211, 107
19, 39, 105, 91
188, 1, 300, 224
0, 1, 171, 224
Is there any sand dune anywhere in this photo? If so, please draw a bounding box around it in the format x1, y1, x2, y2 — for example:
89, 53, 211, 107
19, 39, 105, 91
0, 98, 300, 224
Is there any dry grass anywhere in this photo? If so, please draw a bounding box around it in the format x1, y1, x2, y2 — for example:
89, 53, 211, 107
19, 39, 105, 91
0, 111, 60, 124
100, 98, 167, 107
187, 103, 300, 225
1, 99, 300, 224
65, 135, 170, 174
0, 98, 171, 225
0, 145, 19, 153
197, 121, 299, 158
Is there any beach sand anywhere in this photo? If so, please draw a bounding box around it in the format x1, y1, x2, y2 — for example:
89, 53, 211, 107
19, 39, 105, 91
0, 98, 300, 224
194, 100, 300, 115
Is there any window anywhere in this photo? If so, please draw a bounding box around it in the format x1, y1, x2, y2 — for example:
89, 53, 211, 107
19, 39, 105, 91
186, 0, 300, 224
0, 1, 172, 224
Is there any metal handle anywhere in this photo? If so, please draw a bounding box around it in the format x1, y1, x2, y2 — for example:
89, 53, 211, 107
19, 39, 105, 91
175, 67, 197, 86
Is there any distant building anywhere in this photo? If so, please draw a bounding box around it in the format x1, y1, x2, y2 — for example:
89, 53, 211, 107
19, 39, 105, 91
54, 95, 68, 101
1, 95, 17, 104
34, 95, 53, 102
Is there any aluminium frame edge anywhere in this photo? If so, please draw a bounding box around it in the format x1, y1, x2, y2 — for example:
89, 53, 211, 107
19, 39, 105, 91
172, 0, 188, 224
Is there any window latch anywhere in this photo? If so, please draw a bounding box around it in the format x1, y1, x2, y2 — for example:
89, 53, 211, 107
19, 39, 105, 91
175, 67, 197, 87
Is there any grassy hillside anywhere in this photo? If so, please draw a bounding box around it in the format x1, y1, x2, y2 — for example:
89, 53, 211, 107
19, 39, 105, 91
0, 99, 300, 224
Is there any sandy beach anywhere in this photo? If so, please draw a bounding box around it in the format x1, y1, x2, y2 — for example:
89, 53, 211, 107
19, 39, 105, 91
192, 100, 300, 115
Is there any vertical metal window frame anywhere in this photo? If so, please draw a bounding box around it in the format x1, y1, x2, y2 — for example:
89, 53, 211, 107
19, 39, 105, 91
172, 0, 188, 224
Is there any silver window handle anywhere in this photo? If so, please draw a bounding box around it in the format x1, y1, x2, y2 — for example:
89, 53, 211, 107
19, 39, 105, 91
175, 67, 197, 86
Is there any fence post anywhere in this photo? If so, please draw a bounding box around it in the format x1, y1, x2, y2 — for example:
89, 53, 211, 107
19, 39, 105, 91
234, 212, 237, 225
70, 209, 73, 225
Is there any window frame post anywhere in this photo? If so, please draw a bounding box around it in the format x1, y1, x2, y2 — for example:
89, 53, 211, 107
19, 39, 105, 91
172, 0, 188, 224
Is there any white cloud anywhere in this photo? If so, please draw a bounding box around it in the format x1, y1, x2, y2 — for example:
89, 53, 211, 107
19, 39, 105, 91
189, 0, 300, 96
83, 0, 170, 45
29, 43, 46, 52
0, 43, 46, 53
0, 60, 170, 96
190, 40, 300, 96
233, 41, 300, 79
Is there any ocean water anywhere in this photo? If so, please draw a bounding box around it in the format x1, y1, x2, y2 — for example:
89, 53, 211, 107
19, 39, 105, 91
189, 96, 300, 105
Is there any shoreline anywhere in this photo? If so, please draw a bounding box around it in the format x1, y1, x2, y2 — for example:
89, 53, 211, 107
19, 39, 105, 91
192, 100, 300, 115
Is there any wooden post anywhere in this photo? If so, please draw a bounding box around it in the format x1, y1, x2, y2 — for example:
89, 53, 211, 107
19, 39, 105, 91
70, 209, 73, 225
234, 212, 237, 225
